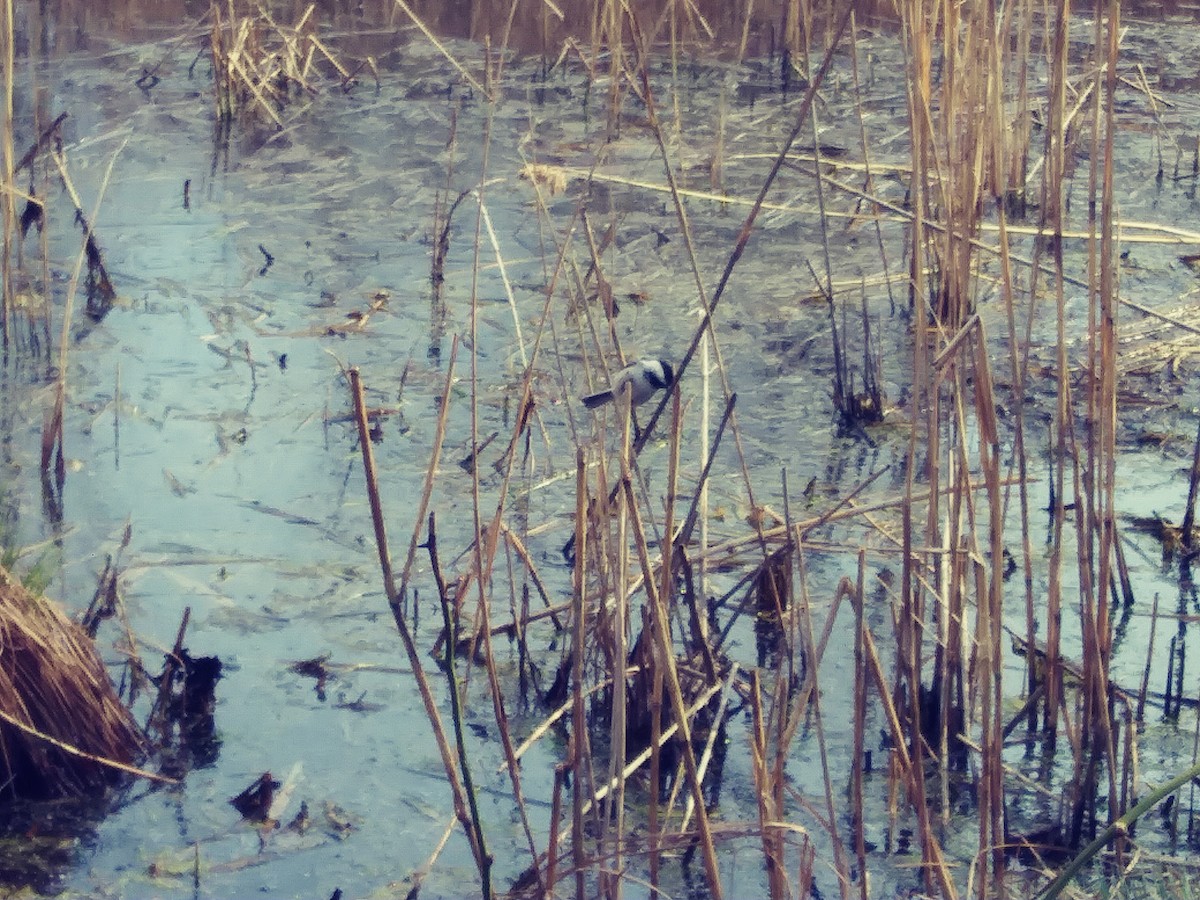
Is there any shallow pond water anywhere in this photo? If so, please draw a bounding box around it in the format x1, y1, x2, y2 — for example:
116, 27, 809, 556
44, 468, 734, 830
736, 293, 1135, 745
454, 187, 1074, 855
4, 4, 1200, 899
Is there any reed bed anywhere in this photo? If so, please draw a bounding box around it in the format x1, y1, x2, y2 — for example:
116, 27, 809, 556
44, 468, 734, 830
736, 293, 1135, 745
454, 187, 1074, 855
210, 1, 372, 127
341, 1, 1200, 898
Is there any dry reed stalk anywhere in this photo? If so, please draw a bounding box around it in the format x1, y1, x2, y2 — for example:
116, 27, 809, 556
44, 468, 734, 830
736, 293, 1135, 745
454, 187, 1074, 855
425, 513, 493, 899
897, 19, 941, 891
422, 151, 581, 893
213, 15, 285, 128
146, 606, 190, 741
891, 2, 1053, 894
502, 649, 726, 892
210, 1, 354, 127
776, 162, 1200, 338
602, 410, 633, 900
626, 14, 763, 558
678, 664, 737, 835
479, 198, 529, 368
852, 574, 957, 899
1137, 593, 1158, 725
969, 326, 1007, 889
348, 367, 489, 878
600, 0, 627, 137
748, 670, 785, 898
847, 14, 898, 312
396, 334, 459, 608
33, 161, 51, 357
392, 0, 487, 97
700, 473, 1023, 564
540, 157, 1200, 250
567, 679, 727, 828
851, 551, 868, 900
766, 574, 853, 770
631, 4, 854, 461
1070, 0, 1121, 847
992, 124, 1043, 748
0, 0, 14, 346
618, 393, 724, 899
1040, 0, 1070, 750
647, 608, 664, 897
781, 533, 853, 896
539, 761, 567, 893
571, 447, 588, 900
497, 523, 563, 627
447, 94, 550, 885
402, 815, 458, 899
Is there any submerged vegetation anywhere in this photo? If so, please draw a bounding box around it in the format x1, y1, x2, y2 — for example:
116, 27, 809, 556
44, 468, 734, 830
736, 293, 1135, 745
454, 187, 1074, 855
2, 0, 1200, 897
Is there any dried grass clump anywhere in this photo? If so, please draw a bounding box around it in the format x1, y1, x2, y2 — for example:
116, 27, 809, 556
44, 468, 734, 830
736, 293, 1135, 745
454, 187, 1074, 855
209, 3, 362, 128
0, 565, 143, 800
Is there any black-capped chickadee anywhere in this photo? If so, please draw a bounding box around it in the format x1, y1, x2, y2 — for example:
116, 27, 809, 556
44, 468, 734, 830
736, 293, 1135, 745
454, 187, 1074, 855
582, 358, 675, 409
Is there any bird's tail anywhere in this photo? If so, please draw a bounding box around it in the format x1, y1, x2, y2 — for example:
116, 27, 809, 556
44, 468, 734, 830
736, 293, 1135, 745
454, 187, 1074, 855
581, 390, 613, 409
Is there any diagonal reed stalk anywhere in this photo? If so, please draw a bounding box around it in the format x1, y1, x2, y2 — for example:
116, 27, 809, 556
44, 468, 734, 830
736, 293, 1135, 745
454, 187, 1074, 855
0, 0, 13, 346
348, 367, 491, 880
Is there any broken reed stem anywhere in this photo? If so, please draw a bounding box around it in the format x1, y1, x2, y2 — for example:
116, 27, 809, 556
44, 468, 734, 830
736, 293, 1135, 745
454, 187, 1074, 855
497, 523, 563, 628
702, 474, 1024, 562
545, 762, 565, 893
507, 671, 622, 770
1088, 0, 1122, 841
571, 446, 588, 900
0, 0, 13, 346
426, 512, 493, 900
550, 680, 727, 850
405, 815, 458, 899
604, 404, 632, 898
147, 605, 191, 739
1040, 0, 1071, 751
347, 366, 489, 877
851, 552, 869, 900
478, 198, 527, 369
648, 610, 664, 899
898, 13, 939, 893
994, 118, 1042, 745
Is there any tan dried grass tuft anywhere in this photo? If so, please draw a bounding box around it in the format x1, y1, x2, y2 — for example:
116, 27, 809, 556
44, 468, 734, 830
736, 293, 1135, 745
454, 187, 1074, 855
210, 2, 358, 127
0, 564, 143, 799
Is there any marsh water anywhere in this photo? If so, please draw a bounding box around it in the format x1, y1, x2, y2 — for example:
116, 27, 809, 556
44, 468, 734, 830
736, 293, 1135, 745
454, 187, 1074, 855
5, 3, 1200, 898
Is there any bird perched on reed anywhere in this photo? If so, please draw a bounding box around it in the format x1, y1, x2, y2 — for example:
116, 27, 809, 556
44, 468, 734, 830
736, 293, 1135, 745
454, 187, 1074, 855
581, 358, 674, 409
